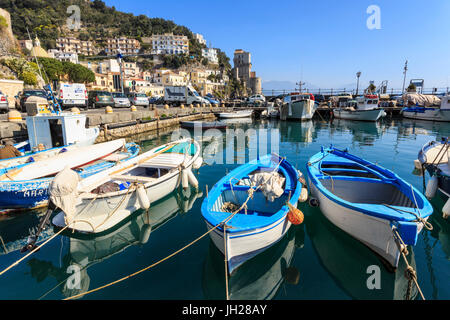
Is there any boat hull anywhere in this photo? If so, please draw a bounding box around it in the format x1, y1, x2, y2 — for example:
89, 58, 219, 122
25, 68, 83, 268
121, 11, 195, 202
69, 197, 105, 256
402, 108, 450, 122
284, 100, 317, 120
333, 108, 385, 121
0, 143, 139, 210
308, 180, 405, 267
218, 111, 253, 119
205, 214, 292, 274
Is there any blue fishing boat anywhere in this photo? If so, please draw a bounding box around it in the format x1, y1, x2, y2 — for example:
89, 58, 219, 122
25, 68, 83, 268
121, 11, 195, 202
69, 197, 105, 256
201, 154, 304, 274
0, 141, 140, 210
306, 146, 433, 268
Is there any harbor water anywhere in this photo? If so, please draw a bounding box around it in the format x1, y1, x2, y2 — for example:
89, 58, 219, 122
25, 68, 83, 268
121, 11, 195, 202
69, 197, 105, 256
0, 117, 449, 300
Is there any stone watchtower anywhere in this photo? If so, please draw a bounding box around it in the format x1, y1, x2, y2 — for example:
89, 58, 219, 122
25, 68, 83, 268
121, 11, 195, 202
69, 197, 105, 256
232, 49, 262, 95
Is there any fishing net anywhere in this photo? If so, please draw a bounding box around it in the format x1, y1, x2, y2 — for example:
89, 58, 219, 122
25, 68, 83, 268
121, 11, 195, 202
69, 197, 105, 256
249, 171, 285, 202
49, 166, 81, 225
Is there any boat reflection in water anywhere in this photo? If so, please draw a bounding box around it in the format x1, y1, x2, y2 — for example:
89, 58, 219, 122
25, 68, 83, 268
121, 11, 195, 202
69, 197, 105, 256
396, 119, 448, 140
330, 119, 383, 146
279, 120, 316, 144
202, 224, 305, 300
26, 187, 202, 299
305, 208, 418, 300
429, 197, 450, 260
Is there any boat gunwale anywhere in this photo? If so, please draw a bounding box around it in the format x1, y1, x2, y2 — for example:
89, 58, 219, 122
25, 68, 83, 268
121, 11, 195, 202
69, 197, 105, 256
201, 154, 301, 234
306, 147, 433, 222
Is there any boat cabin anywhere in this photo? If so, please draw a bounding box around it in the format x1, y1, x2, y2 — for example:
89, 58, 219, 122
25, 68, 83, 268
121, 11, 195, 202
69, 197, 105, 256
355, 94, 379, 110
25, 113, 94, 151
283, 93, 314, 104
440, 94, 450, 110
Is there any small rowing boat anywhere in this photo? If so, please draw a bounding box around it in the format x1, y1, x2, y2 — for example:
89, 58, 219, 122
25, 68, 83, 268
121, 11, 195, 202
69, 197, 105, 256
218, 110, 253, 119
201, 154, 304, 274
0, 140, 139, 209
306, 146, 433, 268
180, 121, 227, 130
52, 138, 202, 234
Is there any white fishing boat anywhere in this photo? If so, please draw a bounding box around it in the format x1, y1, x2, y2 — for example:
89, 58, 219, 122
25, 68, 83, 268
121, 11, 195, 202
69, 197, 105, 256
402, 94, 450, 121
218, 110, 253, 119
280, 93, 317, 121
52, 138, 202, 234
307, 146, 433, 268
333, 94, 386, 121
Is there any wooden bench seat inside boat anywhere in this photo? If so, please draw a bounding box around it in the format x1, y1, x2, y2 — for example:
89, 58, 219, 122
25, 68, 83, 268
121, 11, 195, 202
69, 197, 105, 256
140, 153, 190, 169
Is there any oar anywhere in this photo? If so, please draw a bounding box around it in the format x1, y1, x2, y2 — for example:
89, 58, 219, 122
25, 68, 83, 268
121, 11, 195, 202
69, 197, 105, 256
20, 203, 55, 253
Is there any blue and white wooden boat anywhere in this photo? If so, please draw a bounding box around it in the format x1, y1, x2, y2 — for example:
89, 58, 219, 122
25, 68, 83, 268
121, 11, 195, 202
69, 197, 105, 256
417, 138, 450, 218
0, 141, 140, 210
401, 94, 450, 121
306, 146, 433, 268
201, 154, 303, 274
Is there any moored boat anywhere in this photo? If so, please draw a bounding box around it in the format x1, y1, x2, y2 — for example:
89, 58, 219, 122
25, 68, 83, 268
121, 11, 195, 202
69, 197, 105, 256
333, 94, 386, 121
0, 140, 139, 209
180, 121, 227, 130
401, 93, 450, 122
201, 154, 304, 274
306, 146, 433, 268
280, 92, 317, 121
52, 138, 201, 233
417, 138, 450, 218
218, 110, 253, 119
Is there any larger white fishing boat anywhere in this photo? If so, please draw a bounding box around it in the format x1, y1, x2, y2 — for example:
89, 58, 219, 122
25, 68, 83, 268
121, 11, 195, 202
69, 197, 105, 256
52, 138, 202, 234
280, 93, 317, 121
402, 94, 450, 121
333, 94, 386, 121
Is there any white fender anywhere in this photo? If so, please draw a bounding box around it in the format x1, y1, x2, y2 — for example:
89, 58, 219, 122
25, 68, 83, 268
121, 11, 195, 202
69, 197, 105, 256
443, 198, 450, 219
137, 184, 150, 210
425, 176, 438, 199
413, 159, 422, 170
181, 169, 189, 190
187, 168, 199, 189
139, 224, 152, 244
193, 156, 203, 170
299, 187, 308, 203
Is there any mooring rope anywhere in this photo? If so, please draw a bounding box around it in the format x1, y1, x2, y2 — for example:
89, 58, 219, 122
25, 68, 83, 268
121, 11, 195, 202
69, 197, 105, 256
392, 227, 425, 300
63, 156, 286, 300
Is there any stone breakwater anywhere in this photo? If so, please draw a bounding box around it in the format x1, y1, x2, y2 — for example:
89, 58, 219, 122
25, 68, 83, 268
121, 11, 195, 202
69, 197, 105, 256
0, 107, 222, 142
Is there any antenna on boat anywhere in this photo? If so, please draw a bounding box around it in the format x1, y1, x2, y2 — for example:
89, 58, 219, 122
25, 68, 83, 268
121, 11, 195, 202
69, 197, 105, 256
26, 28, 62, 114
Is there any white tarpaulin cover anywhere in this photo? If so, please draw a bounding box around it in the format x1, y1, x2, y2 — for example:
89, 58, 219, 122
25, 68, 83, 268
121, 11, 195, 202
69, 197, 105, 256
49, 166, 80, 225
249, 172, 286, 202
402, 93, 441, 107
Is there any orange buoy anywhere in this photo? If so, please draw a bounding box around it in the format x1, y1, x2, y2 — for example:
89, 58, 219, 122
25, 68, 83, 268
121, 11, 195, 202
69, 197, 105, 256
287, 203, 304, 225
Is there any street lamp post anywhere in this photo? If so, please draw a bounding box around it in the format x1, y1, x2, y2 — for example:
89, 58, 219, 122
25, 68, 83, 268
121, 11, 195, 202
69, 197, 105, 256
356, 72, 361, 96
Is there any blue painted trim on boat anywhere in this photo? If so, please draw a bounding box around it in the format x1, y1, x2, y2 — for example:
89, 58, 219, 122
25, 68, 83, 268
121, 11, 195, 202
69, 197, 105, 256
306, 147, 433, 224
201, 154, 301, 234
228, 216, 286, 239
0, 142, 140, 209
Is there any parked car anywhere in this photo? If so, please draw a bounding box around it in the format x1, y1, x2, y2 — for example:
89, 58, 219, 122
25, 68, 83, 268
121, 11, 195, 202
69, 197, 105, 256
128, 92, 149, 107
56, 82, 88, 109
203, 96, 219, 105
248, 94, 266, 104
87, 91, 114, 109
15, 89, 47, 112
112, 92, 131, 108
149, 96, 163, 104
0, 91, 9, 113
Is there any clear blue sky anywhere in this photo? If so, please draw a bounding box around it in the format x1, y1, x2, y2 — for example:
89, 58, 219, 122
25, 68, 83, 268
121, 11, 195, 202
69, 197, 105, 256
105, 0, 450, 89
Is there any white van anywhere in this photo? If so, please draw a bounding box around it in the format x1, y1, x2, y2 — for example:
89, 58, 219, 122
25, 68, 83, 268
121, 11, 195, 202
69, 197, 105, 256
164, 85, 210, 106
57, 83, 88, 109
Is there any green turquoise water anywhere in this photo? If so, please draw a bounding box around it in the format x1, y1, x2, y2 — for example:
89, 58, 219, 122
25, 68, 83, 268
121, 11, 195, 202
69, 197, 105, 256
0, 117, 449, 300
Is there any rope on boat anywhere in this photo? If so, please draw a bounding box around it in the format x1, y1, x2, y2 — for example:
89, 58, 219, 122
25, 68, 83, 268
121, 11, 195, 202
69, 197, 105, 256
0, 235, 8, 254
63, 157, 286, 300
0, 224, 72, 277
392, 227, 425, 300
